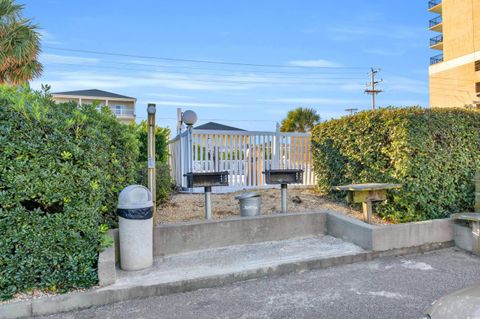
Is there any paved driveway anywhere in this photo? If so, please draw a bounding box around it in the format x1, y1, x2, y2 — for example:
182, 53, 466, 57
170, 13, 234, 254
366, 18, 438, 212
38, 248, 480, 319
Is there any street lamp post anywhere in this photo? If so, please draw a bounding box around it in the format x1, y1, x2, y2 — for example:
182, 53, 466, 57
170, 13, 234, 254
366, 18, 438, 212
147, 103, 156, 216
182, 110, 198, 183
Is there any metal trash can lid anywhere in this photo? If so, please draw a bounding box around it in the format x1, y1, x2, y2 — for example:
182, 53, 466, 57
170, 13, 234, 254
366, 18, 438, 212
235, 192, 260, 200
117, 185, 153, 210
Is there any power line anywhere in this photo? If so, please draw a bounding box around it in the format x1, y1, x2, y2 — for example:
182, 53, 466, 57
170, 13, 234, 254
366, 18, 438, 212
45, 61, 368, 82
43, 46, 370, 70
71, 59, 368, 76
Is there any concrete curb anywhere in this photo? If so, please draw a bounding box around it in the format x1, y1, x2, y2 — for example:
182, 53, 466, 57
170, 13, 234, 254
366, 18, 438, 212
326, 211, 453, 251
3, 241, 453, 319
97, 231, 117, 286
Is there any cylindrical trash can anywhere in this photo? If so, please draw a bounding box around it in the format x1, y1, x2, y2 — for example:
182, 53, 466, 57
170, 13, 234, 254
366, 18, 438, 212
117, 185, 153, 271
235, 193, 262, 217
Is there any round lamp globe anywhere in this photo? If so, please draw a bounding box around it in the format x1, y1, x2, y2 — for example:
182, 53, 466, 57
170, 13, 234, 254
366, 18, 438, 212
182, 110, 198, 126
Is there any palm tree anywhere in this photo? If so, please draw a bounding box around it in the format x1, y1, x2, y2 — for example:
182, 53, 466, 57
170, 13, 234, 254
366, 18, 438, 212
0, 0, 42, 85
280, 107, 320, 133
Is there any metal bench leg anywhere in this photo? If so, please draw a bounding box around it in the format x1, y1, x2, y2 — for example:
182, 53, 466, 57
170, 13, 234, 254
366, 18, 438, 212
205, 186, 212, 219
281, 184, 288, 214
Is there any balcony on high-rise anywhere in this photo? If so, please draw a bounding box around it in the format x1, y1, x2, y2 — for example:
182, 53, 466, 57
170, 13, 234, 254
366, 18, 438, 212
430, 34, 444, 50
430, 53, 444, 65
428, 0, 442, 14
429, 15, 443, 32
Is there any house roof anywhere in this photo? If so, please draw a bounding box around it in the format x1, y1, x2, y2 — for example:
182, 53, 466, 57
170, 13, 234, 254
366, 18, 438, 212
194, 122, 246, 131
51, 89, 135, 100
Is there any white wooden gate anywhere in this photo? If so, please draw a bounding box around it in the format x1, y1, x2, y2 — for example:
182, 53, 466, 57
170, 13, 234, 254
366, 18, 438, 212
169, 129, 316, 191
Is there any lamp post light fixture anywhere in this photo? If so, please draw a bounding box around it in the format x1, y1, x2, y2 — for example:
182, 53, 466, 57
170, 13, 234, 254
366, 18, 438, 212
147, 103, 156, 215
182, 110, 198, 127
182, 110, 198, 185
147, 103, 156, 115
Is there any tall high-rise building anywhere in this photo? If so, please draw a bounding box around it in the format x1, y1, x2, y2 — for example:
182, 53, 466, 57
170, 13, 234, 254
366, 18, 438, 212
428, 0, 480, 108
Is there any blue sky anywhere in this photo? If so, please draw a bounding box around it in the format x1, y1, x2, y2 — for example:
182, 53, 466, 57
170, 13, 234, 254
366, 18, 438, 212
25, 0, 433, 132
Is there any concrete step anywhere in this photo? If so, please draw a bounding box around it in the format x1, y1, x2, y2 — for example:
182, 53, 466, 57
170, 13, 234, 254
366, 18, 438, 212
111, 235, 365, 290
26, 236, 368, 318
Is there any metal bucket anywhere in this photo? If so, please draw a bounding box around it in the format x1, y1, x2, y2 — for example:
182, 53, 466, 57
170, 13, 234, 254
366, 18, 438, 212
235, 193, 262, 217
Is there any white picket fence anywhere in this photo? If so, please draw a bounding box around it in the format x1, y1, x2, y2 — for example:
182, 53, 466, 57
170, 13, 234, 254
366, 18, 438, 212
169, 129, 316, 192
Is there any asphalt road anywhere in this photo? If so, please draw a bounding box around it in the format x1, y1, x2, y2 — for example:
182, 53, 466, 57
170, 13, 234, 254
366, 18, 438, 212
37, 248, 480, 319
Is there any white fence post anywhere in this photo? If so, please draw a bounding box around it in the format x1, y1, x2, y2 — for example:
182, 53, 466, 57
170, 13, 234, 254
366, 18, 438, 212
273, 123, 281, 170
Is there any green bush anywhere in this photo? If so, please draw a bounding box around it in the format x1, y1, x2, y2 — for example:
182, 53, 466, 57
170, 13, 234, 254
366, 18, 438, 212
0, 85, 139, 299
137, 162, 173, 204
133, 120, 172, 204
312, 107, 480, 222
134, 120, 170, 164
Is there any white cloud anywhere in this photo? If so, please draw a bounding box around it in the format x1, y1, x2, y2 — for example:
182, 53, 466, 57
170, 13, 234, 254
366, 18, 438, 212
363, 48, 404, 56
40, 53, 100, 65
31, 70, 257, 92
383, 76, 429, 95
39, 30, 63, 45
145, 93, 194, 99
265, 97, 367, 105
33, 66, 365, 93
288, 59, 341, 68
328, 24, 425, 42
137, 100, 239, 109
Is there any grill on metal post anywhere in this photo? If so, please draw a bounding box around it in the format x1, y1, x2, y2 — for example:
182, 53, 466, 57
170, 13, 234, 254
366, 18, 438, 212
263, 169, 303, 213
185, 172, 229, 219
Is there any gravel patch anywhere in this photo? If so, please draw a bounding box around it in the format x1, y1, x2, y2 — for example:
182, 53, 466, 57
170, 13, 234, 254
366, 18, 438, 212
155, 188, 390, 225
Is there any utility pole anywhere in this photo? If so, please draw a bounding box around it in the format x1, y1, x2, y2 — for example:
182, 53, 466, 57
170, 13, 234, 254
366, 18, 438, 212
365, 68, 383, 111
345, 108, 358, 115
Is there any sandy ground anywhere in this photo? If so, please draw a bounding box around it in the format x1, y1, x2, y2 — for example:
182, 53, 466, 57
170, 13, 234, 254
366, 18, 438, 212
155, 188, 390, 225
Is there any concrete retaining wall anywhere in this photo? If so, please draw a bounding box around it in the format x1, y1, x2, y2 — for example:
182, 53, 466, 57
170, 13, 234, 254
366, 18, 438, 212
372, 218, 453, 251
326, 212, 375, 250
106, 211, 454, 258
327, 211, 453, 251
153, 212, 327, 256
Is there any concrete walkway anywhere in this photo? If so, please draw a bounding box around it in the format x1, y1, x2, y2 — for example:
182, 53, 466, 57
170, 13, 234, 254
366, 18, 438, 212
110, 235, 364, 290
37, 248, 480, 319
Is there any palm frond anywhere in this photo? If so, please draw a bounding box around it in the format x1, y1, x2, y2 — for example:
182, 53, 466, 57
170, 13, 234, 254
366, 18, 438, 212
0, 1, 42, 85
0, 0, 23, 22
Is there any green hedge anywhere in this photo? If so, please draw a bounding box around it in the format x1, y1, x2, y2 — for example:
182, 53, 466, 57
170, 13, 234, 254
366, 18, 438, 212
134, 120, 170, 164
133, 121, 173, 204
312, 107, 480, 222
0, 86, 139, 299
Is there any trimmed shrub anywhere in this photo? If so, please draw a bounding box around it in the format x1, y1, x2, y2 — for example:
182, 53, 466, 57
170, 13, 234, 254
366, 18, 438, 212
134, 120, 173, 204
0, 86, 139, 299
312, 107, 480, 222
134, 120, 170, 164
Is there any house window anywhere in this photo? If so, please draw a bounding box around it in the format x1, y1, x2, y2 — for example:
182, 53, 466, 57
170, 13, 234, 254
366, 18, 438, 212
476, 82, 480, 93
115, 105, 124, 115
113, 105, 132, 116
476, 60, 480, 72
